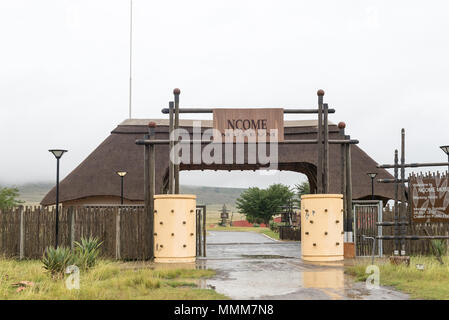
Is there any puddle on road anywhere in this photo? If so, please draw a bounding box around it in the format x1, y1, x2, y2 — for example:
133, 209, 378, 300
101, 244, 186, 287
302, 269, 345, 289
239, 254, 294, 259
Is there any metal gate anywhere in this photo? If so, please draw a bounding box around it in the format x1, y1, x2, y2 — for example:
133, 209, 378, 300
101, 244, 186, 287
195, 205, 206, 257
353, 200, 383, 257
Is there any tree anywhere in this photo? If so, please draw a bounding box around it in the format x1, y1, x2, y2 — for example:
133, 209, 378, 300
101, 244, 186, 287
0, 187, 23, 210
295, 181, 310, 207
236, 183, 295, 225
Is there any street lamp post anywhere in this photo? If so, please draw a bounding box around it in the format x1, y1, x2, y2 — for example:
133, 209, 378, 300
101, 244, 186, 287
440, 146, 449, 172
116, 171, 127, 204
367, 173, 378, 200
49, 149, 67, 248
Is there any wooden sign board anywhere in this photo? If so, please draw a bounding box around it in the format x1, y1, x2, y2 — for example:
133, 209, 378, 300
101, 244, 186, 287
410, 174, 449, 222
212, 108, 284, 142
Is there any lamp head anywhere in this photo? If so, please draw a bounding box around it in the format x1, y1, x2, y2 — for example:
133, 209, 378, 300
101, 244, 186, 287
440, 146, 449, 155
116, 171, 127, 177
49, 149, 68, 159
367, 172, 378, 179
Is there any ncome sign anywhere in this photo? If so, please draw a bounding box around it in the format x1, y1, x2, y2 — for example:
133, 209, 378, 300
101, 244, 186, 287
212, 108, 284, 142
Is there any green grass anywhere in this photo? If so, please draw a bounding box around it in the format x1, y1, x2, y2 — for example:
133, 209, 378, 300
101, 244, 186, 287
346, 255, 449, 300
0, 258, 228, 300
261, 229, 280, 240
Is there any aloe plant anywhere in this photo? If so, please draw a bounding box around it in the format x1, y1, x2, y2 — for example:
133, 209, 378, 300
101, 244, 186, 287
41, 246, 75, 279
431, 239, 447, 258
74, 237, 103, 270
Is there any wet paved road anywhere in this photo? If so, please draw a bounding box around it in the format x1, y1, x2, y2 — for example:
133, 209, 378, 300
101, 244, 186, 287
198, 231, 409, 300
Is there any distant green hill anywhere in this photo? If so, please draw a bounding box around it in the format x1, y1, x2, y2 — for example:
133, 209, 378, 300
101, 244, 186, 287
1, 182, 247, 208
1, 182, 54, 205
180, 185, 247, 207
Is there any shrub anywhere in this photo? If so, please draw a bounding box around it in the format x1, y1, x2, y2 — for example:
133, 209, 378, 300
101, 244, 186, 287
431, 240, 447, 257
41, 246, 75, 279
269, 221, 281, 232
236, 184, 295, 225
0, 187, 24, 210
42, 237, 102, 279
74, 237, 102, 271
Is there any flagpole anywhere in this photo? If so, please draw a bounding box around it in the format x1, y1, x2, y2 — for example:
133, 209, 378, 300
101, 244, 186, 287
129, 0, 133, 119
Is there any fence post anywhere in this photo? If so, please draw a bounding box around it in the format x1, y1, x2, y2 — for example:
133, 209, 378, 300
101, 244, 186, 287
115, 208, 121, 260
70, 207, 75, 251
317, 90, 324, 193
203, 206, 207, 257
19, 206, 24, 260
345, 136, 353, 242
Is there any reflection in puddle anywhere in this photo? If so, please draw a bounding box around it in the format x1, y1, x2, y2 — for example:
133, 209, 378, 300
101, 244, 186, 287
149, 262, 197, 270
196, 279, 217, 290
240, 255, 294, 259
302, 260, 345, 268
301, 269, 345, 289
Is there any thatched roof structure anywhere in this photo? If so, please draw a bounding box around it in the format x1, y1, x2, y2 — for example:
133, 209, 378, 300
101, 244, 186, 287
41, 119, 395, 205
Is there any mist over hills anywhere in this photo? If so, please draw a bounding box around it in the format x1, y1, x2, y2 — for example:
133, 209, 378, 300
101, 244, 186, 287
180, 185, 247, 207
0, 182, 54, 205
0, 182, 247, 207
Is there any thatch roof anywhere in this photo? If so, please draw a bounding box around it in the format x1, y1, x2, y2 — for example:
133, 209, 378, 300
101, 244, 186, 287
41, 119, 395, 205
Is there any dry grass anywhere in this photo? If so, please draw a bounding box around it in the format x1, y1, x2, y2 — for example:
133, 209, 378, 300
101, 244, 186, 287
0, 258, 228, 300
346, 255, 449, 300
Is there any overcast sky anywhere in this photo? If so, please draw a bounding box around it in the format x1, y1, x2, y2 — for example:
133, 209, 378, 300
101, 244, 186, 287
1, 0, 449, 189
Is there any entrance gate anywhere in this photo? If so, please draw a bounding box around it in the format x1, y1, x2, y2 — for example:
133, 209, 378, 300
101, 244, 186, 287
135, 88, 360, 260
353, 200, 383, 257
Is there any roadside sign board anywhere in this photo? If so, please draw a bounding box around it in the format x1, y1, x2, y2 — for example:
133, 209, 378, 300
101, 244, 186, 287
410, 174, 449, 222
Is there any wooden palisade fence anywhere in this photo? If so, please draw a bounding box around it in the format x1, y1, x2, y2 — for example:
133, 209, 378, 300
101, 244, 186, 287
0, 206, 151, 260
381, 205, 449, 256
279, 226, 301, 241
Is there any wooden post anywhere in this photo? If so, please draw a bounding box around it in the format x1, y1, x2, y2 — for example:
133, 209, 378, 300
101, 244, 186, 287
317, 89, 324, 194
195, 210, 198, 256
169, 101, 175, 194
19, 206, 24, 260
144, 127, 150, 259
144, 133, 149, 202
394, 149, 399, 255
408, 195, 413, 255
345, 135, 353, 241
323, 103, 329, 194
115, 207, 121, 260
203, 206, 207, 257
70, 207, 75, 251
174, 88, 180, 194
339, 122, 347, 240
400, 129, 406, 255
148, 122, 156, 260
197, 210, 202, 257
